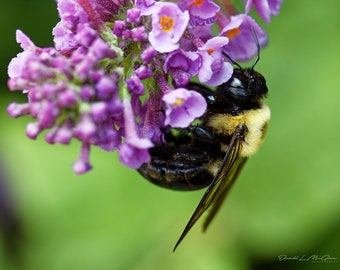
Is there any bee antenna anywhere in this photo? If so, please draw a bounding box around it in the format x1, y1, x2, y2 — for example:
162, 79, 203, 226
250, 26, 260, 71
222, 51, 243, 70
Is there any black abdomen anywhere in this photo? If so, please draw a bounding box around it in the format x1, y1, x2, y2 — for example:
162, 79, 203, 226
138, 143, 215, 191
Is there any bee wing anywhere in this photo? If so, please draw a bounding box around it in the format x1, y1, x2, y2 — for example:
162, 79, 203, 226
202, 156, 247, 231
173, 126, 246, 251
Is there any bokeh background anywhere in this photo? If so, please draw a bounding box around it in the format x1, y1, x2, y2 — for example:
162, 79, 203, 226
1, 0, 340, 269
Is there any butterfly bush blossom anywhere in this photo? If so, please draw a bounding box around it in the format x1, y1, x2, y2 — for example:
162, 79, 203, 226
7, 0, 283, 174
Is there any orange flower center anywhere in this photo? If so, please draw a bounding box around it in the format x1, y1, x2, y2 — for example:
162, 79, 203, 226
207, 48, 215, 54
226, 27, 240, 39
190, 0, 203, 7
173, 98, 184, 107
160, 15, 174, 32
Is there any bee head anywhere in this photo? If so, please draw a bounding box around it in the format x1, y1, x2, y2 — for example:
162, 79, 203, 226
220, 68, 268, 102
219, 26, 268, 104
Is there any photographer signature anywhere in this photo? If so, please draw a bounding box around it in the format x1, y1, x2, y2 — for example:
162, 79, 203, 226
278, 254, 338, 263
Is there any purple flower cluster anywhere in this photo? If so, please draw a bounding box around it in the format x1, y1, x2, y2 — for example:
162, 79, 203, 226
7, 0, 283, 174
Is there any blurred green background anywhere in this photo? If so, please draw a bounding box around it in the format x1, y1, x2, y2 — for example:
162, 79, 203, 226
1, 0, 340, 269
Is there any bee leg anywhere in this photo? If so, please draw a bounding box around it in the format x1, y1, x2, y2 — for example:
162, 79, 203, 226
189, 126, 214, 142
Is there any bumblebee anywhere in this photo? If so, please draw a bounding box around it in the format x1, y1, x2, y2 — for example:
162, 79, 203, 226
138, 57, 270, 250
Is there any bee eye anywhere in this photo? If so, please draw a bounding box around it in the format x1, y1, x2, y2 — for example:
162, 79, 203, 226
230, 77, 243, 88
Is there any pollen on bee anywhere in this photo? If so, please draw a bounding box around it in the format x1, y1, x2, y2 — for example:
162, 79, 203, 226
160, 15, 175, 32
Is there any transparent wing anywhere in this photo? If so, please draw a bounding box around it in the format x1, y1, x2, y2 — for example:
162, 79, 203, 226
202, 157, 247, 231
173, 126, 246, 251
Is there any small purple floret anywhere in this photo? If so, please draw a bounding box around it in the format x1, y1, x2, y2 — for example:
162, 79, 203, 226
149, 3, 189, 53
72, 142, 92, 174
162, 88, 207, 128
221, 14, 268, 62
245, 0, 283, 23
